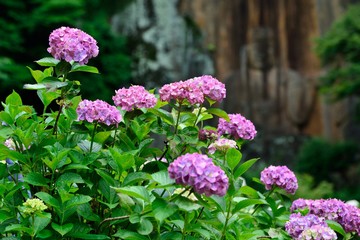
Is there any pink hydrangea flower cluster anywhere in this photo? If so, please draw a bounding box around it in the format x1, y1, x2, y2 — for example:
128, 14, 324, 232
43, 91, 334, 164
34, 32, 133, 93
112, 85, 157, 111
187, 75, 226, 102
285, 213, 336, 240
217, 113, 257, 140
76, 99, 122, 126
208, 138, 237, 154
159, 75, 226, 104
168, 153, 229, 196
260, 165, 298, 194
47, 26, 99, 65
291, 198, 360, 236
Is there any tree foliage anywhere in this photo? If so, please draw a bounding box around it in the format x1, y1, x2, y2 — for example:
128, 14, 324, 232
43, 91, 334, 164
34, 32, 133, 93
316, 4, 360, 100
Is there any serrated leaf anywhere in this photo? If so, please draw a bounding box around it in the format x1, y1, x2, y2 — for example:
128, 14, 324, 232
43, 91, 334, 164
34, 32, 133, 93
35, 57, 60, 67
151, 170, 174, 186
51, 222, 73, 236
67, 233, 110, 239
23, 172, 49, 187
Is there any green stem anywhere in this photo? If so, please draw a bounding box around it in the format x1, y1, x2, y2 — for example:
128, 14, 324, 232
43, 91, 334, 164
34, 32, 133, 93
220, 196, 233, 240
90, 122, 98, 153
52, 73, 68, 136
174, 101, 182, 135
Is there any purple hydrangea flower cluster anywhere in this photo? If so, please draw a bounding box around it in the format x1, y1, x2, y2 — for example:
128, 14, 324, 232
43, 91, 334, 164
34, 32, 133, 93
76, 99, 122, 126
285, 213, 336, 239
260, 165, 298, 194
298, 225, 337, 240
217, 113, 257, 140
291, 198, 360, 236
208, 138, 237, 154
112, 85, 157, 111
47, 26, 99, 65
159, 75, 226, 104
168, 153, 229, 196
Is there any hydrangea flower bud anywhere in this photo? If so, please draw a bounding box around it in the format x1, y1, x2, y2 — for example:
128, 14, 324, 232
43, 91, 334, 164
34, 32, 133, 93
168, 153, 229, 196
217, 113, 257, 140
260, 165, 298, 194
76, 99, 122, 126
113, 85, 157, 111
48, 26, 99, 65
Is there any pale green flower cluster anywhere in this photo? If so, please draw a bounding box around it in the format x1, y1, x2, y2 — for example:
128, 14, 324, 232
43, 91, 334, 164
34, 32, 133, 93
22, 198, 48, 215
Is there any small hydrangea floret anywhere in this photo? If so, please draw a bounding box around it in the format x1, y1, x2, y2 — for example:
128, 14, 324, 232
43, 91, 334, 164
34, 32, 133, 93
48, 26, 99, 65
208, 138, 237, 154
260, 165, 298, 194
22, 198, 48, 215
112, 85, 157, 111
217, 113, 257, 140
298, 225, 337, 240
168, 153, 229, 196
76, 99, 122, 126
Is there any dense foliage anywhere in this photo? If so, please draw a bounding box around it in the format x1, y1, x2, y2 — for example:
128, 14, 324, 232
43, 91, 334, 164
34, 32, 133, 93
316, 4, 360, 100
0, 26, 359, 240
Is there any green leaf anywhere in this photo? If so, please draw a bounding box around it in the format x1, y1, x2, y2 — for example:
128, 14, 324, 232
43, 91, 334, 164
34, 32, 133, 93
77, 203, 101, 222
234, 158, 259, 179
23, 172, 50, 187
37, 90, 60, 109
67, 233, 110, 239
35, 192, 61, 209
109, 148, 135, 172
225, 148, 242, 171
27, 67, 45, 83
206, 108, 229, 121
326, 220, 347, 237
32, 213, 51, 236
0, 210, 13, 224
113, 186, 150, 202
113, 230, 149, 240
239, 186, 259, 198
5, 91, 22, 106
94, 131, 111, 144
70, 64, 99, 74
123, 172, 151, 186
151, 170, 174, 186
152, 198, 178, 223
137, 218, 153, 235
35, 57, 60, 67
51, 222, 73, 236
55, 61, 72, 77
232, 199, 268, 213
65, 195, 92, 209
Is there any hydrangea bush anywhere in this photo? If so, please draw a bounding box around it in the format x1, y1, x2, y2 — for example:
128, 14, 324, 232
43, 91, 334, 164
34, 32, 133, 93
0, 26, 359, 240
